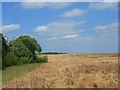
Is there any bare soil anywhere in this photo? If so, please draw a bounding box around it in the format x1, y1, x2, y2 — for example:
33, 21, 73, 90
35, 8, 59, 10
3, 54, 118, 88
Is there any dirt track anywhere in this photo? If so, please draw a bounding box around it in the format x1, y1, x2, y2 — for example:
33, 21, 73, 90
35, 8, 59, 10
3, 54, 118, 88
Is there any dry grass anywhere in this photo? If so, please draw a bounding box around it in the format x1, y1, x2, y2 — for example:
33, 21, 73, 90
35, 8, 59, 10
3, 54, 118, 88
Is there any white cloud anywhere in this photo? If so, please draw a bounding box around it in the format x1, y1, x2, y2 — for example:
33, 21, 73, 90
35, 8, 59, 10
94, 22, 118, 36
89, 2, 117, 10
60, 8, 86, 17
102, 0, 118, 2
33, 21, 85, 40
2, 24, 20, 33
50, 34, 80, 40
34, 25, 47, 32
21, 2, 72, 10
60, 34, 79, 39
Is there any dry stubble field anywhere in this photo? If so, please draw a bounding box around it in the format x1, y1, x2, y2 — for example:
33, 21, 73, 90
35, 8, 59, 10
3, 54, 118, 88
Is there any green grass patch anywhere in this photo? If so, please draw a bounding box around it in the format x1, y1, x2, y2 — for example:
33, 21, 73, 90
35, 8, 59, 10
2, 63, 41, 84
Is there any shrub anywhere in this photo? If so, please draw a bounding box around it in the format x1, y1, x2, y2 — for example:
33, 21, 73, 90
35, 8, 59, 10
3, 53, 18, 67
20, 57, 30, 64
42, 56, 48, 63
17, 57, 30, 65
35, 56, 48, 63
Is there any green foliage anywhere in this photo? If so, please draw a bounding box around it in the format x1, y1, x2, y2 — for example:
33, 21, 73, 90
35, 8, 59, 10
36, 43, 42, 54
2, 34, 46, 69
0, 33, 8, 69
17, 57, 30, 65
8, 40, 33, 62
17, 35, 42, 53
15, 35, 42, 60
0, 33, 8, 59
3, 53, 18, 67
19, 57, 30, 64
35, 56, 48, 63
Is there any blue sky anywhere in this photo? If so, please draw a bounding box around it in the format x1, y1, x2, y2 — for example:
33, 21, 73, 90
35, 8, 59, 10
2, 2, 118, 53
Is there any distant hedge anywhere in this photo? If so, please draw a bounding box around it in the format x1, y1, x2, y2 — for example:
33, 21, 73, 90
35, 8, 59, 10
42, 52, 67, 54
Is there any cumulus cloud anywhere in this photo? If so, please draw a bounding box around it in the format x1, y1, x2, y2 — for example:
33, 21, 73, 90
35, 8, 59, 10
60, 34, 79, 39
60, 8, 87, 17
2, 24, 20, 33
33, 21, 85, 40
34, 25, 47, 32
94, 22, 118, 36
21, 2, 72, 10
89, 2, 117, 10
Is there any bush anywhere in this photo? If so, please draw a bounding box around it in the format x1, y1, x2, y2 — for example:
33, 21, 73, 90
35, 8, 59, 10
35, 56, 48, 63
20, 57, 30, 64
3, 53, 18, 67
17, 57, 30, 65
42, 56, 48, 63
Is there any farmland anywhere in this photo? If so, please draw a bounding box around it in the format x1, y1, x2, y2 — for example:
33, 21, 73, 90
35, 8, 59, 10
3, 54, 118, 88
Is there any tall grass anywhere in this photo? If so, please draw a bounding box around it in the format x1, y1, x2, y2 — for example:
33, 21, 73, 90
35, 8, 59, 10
2, 63, 41, 84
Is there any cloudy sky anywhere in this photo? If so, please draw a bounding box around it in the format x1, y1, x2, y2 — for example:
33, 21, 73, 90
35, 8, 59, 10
2, 2, 118, 53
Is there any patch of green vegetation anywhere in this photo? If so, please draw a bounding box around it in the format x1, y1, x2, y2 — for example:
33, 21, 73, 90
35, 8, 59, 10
1, 33, 43, 69
36, 55, 48, 63
2, 63, 41, 84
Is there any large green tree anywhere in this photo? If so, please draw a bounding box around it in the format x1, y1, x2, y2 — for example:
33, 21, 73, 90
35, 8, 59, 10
8, 40, 33, 62
16, 35, 42, 60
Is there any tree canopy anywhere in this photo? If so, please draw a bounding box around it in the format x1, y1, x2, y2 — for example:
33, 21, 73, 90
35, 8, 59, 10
8, 40, 33, 61
16, 35, 42, 53
16, 35, 42, 60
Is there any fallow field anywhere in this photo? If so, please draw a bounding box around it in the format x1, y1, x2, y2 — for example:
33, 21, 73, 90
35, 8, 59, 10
3, 54, 118, 88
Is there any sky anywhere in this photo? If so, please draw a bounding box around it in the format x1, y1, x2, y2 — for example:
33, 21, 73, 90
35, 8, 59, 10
2, 2, 118, 53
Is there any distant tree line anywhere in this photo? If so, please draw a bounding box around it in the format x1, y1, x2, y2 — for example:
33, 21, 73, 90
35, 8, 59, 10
1, 33, 48, 69
42, 52, 67, 54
